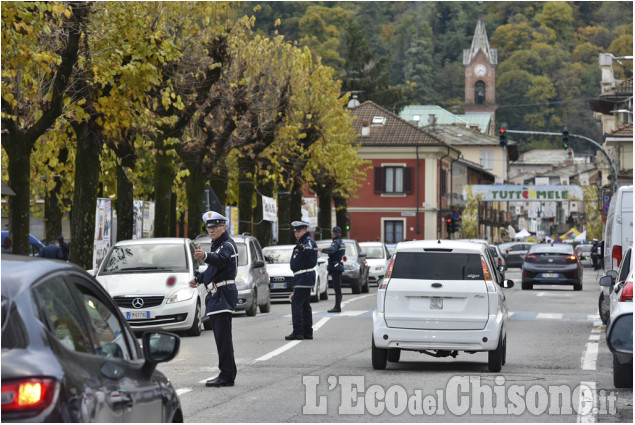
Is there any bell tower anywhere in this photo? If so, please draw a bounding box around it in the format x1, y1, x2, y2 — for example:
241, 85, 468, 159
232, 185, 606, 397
463, 15, 497, 135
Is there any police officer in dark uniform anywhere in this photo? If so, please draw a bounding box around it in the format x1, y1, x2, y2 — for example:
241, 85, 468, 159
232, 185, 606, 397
319, 226, 346, 313
189, 211, 238, 387
286, 220, 318, 341
591, 238, 600, 270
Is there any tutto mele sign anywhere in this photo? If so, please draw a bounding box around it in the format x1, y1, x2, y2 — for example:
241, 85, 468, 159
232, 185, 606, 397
463, 185, 583, 202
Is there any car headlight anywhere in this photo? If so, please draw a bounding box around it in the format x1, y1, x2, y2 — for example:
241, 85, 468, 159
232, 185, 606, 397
374, 265, 385, 272
344, 263, 355, 271
235, 273, 249, 290
166, 288, 196, 304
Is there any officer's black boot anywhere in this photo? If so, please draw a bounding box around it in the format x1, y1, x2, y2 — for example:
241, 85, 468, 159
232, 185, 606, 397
328, 295, 342, 313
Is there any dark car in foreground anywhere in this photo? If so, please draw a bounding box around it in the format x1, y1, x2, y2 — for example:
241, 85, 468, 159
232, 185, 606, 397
1, 255, 183, 422
316, 239, 370, 294
521, 243, 583, 291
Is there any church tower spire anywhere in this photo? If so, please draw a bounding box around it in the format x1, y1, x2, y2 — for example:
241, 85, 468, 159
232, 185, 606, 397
463, 15, 498, 136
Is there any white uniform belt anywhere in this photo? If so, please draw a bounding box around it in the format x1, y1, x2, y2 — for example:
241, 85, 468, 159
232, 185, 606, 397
207, 280, 235, 292
293, 269, 314, 276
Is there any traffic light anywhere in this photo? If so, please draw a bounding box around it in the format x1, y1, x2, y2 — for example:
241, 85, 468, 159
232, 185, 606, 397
451, 212, 460, 233
499, 126, 508, 147
562, 127, 570, 150
446, 216, 453, 234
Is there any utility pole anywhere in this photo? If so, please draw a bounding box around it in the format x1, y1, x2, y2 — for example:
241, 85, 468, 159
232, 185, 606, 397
505, 129, 618, 194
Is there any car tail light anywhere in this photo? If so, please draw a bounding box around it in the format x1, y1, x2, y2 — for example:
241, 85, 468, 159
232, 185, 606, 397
379, 258, 395, 290
565, 255, 577, 262
342, 256, 347, 262
612, 245, 622, 270
1, 378, 56, 412
166, 275, 176, 287
498, 257, 502, 266
524, 254, 538, 260
619, 282, 633, 302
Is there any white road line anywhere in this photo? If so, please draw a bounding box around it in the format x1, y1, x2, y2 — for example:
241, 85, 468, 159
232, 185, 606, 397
536, 313, 563, 320
581, 341, 599, 371
252, 340, 302, 363
176, 388, 192, 396
341, 293, 374, 307
252, 317, 331, 363
332, 310, 366, 317
577, 381, 597, 423
536, 292, 547, 297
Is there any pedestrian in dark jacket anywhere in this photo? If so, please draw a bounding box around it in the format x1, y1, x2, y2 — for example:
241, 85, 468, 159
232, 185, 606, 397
39, 239, 65, 260
189, 211, 238, 387
57, 236, 70, 261
319, 226, 346, 313
1, 236, 13, 254
285, 220, 318, 340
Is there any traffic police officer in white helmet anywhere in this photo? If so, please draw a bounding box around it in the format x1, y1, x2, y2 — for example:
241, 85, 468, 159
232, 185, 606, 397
189, 211, 238, 387
286, 220, 318, 340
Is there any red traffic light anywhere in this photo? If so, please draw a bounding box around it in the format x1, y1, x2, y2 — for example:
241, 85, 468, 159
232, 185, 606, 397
447, 218, 452, 223
499, 128, 506, 134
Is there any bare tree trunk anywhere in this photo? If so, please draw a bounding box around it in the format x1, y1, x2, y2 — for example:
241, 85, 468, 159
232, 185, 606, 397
115, 154, 134, 242
333, 195, 348, 238
316, 189, 332, 241
70, 120, 102, 269
153, 146, 175, 237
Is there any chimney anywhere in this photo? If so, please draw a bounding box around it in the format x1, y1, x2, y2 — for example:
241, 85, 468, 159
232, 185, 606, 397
361, 119, 370, 137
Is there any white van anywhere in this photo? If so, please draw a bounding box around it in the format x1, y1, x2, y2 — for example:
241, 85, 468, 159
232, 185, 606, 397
603, 185, 633, 271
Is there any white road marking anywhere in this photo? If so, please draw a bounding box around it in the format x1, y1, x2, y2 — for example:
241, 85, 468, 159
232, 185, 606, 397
252, 340, 302, 363
576, 381, 597, 423
332, 310, 366, 317
176, 388, 192, 396
536, 313, 563, 320
536, 292, 548, 297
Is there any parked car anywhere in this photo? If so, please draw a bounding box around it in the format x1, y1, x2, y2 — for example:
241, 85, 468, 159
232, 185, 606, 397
359, 241, 391, 286
1, 230, 45, 256
385, 244, 397, 256
605, 270, 633, 388
488, 244, 507, 279
575, 244, 593, 267
521, 243, 583, 291
499, 242, 534, 268
94, 237, 209, 336
1, 255, 183, 422
262, 245, 328, 302
603, 185, 633, 271
195, 233, 270, 316
372, 240, 513, 372
316, 239, 370, 294
599, 246, 632, 325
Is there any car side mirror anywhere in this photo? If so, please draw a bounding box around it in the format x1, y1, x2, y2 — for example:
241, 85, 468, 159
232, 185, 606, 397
498, 264, 508, 272
142, 331, 180, 375
599, 276, 613, 287
501, 279, 514, 289
253, 260, 265, 268
606, 270, 618, 278
606, 313, 633, 354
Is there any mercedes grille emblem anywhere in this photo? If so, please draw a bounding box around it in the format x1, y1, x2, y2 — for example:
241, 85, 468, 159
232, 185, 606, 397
132, 298, 145, 308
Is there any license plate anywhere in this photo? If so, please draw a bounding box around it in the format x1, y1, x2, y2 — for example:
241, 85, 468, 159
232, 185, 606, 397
271, 282, 287, 289
542, 273, 559, 278
430, 297, 443, 310
126, 311, 150, 320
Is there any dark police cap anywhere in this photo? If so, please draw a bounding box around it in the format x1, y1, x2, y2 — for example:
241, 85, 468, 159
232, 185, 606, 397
332, 226, 342, 234
291, 220, 309, 231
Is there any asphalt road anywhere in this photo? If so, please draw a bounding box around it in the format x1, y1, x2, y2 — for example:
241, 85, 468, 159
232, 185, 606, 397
157, 267, 633, 423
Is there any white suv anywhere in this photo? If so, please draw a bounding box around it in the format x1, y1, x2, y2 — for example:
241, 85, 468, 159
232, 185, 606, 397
372, 240, 514, 371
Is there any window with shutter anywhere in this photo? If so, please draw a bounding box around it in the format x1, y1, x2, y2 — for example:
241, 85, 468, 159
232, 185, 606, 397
376, 166, 413, 194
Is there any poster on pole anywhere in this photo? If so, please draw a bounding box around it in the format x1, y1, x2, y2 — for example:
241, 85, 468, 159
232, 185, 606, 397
93, 198, 112, 270
262, 195, 277, 222
302, 197, 318, 228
